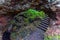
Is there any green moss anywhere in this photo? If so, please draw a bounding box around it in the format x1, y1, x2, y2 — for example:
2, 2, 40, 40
44, 35, 60, 40
23, 9, 46, 23
25, 9, 46, 19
